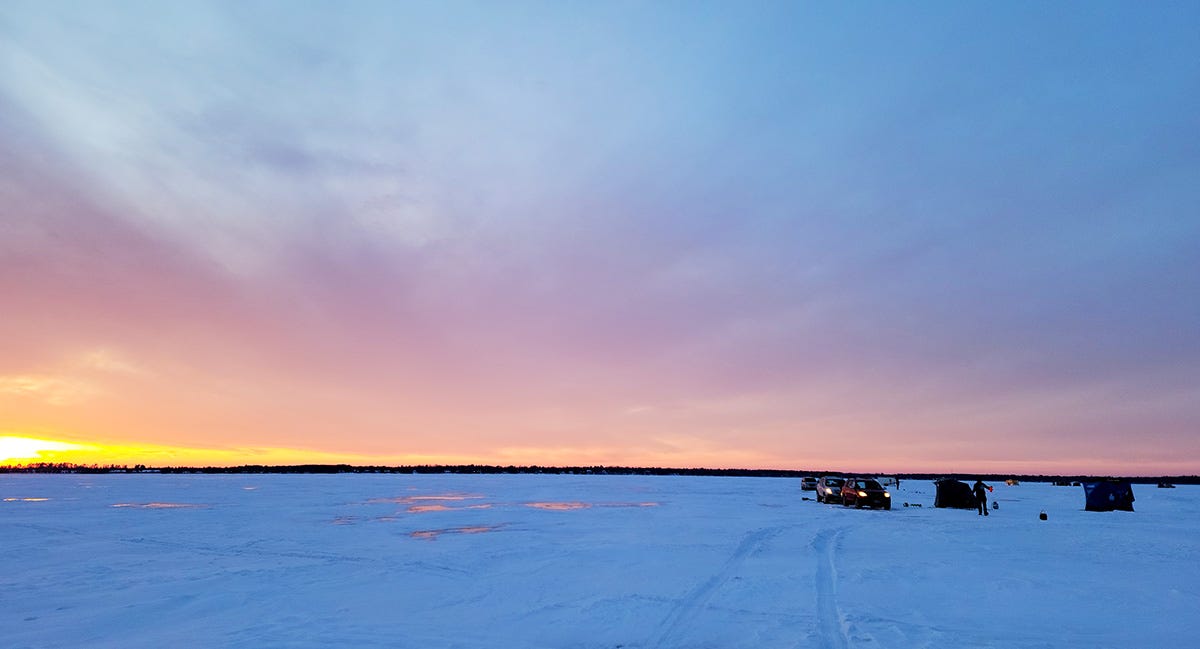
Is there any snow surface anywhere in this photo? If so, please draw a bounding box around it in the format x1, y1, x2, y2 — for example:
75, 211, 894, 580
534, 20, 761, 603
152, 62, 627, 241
2, 474, 1197, 648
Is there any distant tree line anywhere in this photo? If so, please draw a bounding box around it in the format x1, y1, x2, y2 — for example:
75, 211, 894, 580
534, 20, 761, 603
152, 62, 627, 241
0, 462, 150, 474
1, 462, 1197, 484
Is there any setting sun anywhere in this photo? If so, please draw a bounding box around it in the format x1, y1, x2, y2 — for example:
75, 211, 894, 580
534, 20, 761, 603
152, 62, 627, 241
0, 436, 93, 465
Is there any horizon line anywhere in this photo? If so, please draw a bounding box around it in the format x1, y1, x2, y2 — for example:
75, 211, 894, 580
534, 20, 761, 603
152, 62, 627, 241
2, 461, 1196, 481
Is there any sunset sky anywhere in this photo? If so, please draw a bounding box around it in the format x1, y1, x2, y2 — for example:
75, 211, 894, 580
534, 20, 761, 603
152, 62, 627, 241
2, 2, 1198, 474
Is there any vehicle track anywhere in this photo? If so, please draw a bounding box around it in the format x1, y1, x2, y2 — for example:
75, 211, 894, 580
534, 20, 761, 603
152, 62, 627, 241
648, 525, 784, 648
813, 527, 848, 649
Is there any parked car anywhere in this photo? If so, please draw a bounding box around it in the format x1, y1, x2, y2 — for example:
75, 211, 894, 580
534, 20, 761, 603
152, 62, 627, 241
841, 478, 891, 509
800, 476, 818, 491
816, 476, 846, 504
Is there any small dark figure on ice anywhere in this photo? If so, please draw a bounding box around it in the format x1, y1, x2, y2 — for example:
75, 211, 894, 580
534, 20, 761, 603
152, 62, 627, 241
973, 479, 991, 516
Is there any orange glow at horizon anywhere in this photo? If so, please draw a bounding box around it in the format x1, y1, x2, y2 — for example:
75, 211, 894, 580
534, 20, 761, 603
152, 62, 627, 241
0, 433, 800, 471
0, 434, 475, 468
0, 434, 1191, 476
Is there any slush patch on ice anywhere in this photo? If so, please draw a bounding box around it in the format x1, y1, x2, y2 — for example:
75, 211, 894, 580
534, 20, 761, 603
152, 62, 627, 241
111, 502, 209, 509
526, 501, 659, 510
368, 493, 485, 505
411, 525, 503, 540
410, 504, 453, 513
408, 503, 494, 513
526, 501, 591, 510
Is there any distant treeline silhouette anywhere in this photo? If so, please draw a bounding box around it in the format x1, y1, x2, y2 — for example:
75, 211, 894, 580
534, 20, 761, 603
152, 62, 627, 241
1, 462, 1197, 484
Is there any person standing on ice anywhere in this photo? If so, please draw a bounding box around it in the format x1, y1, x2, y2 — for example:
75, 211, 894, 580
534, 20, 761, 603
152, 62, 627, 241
973, 479, 991, 516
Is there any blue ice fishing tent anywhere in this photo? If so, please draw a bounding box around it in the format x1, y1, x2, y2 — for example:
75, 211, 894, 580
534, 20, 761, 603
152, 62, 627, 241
1083, 480, 1135, 512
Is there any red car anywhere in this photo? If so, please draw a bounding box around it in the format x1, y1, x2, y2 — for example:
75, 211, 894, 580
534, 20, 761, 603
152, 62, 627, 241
841, 478, 891, 509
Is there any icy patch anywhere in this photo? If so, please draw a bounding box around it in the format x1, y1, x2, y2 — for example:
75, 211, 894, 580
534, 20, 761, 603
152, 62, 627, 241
526, 501, 658, 510
111, 502, 209, 509
367, 493, 485, 505
408, 503, 493, 513
410, 525, 503, 540
526, 501, 590, 510
409, 504, 453, 512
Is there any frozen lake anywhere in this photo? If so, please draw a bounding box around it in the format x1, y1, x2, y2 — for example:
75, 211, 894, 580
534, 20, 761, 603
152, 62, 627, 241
3, 474, 1196, 648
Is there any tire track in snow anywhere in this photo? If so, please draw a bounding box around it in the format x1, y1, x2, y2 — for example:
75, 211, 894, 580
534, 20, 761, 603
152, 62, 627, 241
648, 525, 783, 648
813, 527, 848, 649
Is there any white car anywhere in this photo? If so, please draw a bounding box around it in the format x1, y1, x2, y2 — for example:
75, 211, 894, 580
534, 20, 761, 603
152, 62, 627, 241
816, 476, 846, 504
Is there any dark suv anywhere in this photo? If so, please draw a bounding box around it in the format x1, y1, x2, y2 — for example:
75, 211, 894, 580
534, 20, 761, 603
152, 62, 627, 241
816, 476, 845, 504
800, 476, 818, 491
841, 478, 891, 509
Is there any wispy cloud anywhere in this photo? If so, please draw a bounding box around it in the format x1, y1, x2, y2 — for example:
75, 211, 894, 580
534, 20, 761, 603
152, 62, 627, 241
79, 349, 149, 377
0, 375, 97, 406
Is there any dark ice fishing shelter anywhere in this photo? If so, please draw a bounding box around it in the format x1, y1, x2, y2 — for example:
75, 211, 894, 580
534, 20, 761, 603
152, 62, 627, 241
1083, 480, 1135, 512
934, 479, 977, 509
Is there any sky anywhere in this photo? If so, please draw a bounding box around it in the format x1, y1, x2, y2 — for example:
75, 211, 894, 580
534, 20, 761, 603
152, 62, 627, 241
1, 2, 1198, 474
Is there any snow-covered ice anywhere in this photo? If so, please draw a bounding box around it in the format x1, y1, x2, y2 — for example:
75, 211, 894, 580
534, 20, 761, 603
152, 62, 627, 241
2, 474, 1197, 648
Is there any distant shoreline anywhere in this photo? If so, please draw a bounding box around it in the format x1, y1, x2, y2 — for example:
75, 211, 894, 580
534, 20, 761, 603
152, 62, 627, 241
1, 463, 1196, 484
